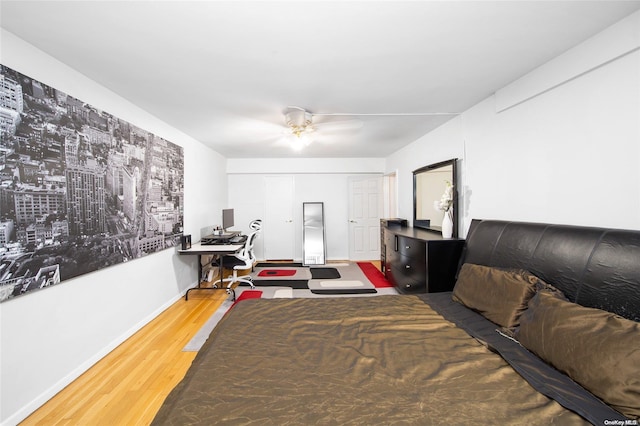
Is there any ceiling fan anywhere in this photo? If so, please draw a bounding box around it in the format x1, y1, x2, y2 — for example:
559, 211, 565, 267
280, 106, 459, 151
281, 106, 362, 151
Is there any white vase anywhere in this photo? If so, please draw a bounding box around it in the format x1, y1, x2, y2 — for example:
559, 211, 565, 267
441, 212, 453, 238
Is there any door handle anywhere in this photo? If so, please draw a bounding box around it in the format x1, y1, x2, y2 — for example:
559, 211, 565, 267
349, 220, 357, 223
286, 219, 293, 223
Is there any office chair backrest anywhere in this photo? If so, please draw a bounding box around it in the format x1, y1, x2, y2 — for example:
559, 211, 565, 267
244, 231, 258, 262
239, 220, 262, 265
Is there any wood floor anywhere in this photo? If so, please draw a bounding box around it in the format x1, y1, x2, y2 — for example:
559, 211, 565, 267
21, 261, 382, 425
20, 288, 229, 426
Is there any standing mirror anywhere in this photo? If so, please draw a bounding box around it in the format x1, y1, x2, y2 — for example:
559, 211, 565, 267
303, 202, 326, 265
413, 159, 458, 237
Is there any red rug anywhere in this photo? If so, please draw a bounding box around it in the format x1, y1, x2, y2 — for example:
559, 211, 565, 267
357, 262, 394, 288
257, 269, 297, 277
229, 290, 263, 310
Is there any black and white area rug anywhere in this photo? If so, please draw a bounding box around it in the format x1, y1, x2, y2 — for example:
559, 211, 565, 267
249, 262, 378, 294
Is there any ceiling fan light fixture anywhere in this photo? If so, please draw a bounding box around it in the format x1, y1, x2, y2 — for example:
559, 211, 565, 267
289, 132, 312, 151
285, 107, 313, 129
285, 106, 315, 150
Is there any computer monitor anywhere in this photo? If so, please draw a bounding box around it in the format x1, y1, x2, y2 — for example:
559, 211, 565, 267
222, 208, 234, 232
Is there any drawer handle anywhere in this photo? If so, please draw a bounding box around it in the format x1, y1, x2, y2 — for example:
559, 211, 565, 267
405, 246, 410, 249
405, 265, 411, 269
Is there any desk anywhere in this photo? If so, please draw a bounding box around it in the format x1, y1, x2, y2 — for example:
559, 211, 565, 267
179, 241, 244, 301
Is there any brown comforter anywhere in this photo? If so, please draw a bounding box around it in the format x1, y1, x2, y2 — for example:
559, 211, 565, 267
153, 295, 588, 425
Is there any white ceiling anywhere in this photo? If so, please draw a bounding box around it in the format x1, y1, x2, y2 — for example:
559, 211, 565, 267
2, 1, 640, 158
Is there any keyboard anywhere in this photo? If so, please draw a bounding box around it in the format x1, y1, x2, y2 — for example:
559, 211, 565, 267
200, 232, 245, 245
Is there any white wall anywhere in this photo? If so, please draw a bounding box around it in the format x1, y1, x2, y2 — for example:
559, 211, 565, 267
0, 30, 228, 426
227, 158, 384, 261
387, 12, 640, 237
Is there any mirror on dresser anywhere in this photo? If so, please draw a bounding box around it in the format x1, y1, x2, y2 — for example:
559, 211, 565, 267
413, 158, 458, 238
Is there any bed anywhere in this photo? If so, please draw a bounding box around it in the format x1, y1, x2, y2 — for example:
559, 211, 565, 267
153, 219, 640, 425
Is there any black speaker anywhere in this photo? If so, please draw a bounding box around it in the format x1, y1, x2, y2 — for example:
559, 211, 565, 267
380, 218, 407, 228
180, 234, 192, 250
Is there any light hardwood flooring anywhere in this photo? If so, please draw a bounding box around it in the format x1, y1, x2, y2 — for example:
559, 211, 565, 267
20, 261, 382, 425
20, 287, 229, 426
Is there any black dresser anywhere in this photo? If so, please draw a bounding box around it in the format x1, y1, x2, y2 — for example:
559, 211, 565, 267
381, 221, 464, 294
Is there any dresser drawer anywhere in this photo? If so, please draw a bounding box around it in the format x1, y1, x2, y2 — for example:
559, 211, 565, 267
389, 265, 426, 292
392, 253, 426, 279
384, 230, 396, 251
397, 236, 426, 259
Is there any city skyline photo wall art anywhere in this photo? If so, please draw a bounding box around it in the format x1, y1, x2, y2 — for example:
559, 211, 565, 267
0, 64, 185, 302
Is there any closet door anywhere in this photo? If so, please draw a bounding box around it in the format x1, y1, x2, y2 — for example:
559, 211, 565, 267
264, 176, 295, 260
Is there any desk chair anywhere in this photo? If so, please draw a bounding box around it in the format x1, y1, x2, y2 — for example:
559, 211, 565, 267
214, 219, 262, 292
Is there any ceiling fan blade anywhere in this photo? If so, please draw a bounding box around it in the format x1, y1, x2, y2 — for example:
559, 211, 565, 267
312, 118, 363, 133
216, 115, 286, 140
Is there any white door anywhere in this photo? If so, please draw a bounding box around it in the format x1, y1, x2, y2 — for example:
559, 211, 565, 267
383, 172, 397, 218
264, 176, 295, 260
348, 175, 383, 261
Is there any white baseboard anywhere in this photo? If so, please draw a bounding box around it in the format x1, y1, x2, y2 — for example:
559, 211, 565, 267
2, 293, 184, 426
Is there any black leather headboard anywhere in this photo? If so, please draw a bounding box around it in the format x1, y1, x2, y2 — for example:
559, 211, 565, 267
460, 219, 640, 321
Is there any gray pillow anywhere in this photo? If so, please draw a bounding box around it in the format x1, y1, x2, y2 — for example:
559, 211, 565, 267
452, 263, 540, 328
517, 291, 640, 419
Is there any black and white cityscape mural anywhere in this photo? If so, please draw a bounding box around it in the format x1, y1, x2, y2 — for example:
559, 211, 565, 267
0, 64, 184, 302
